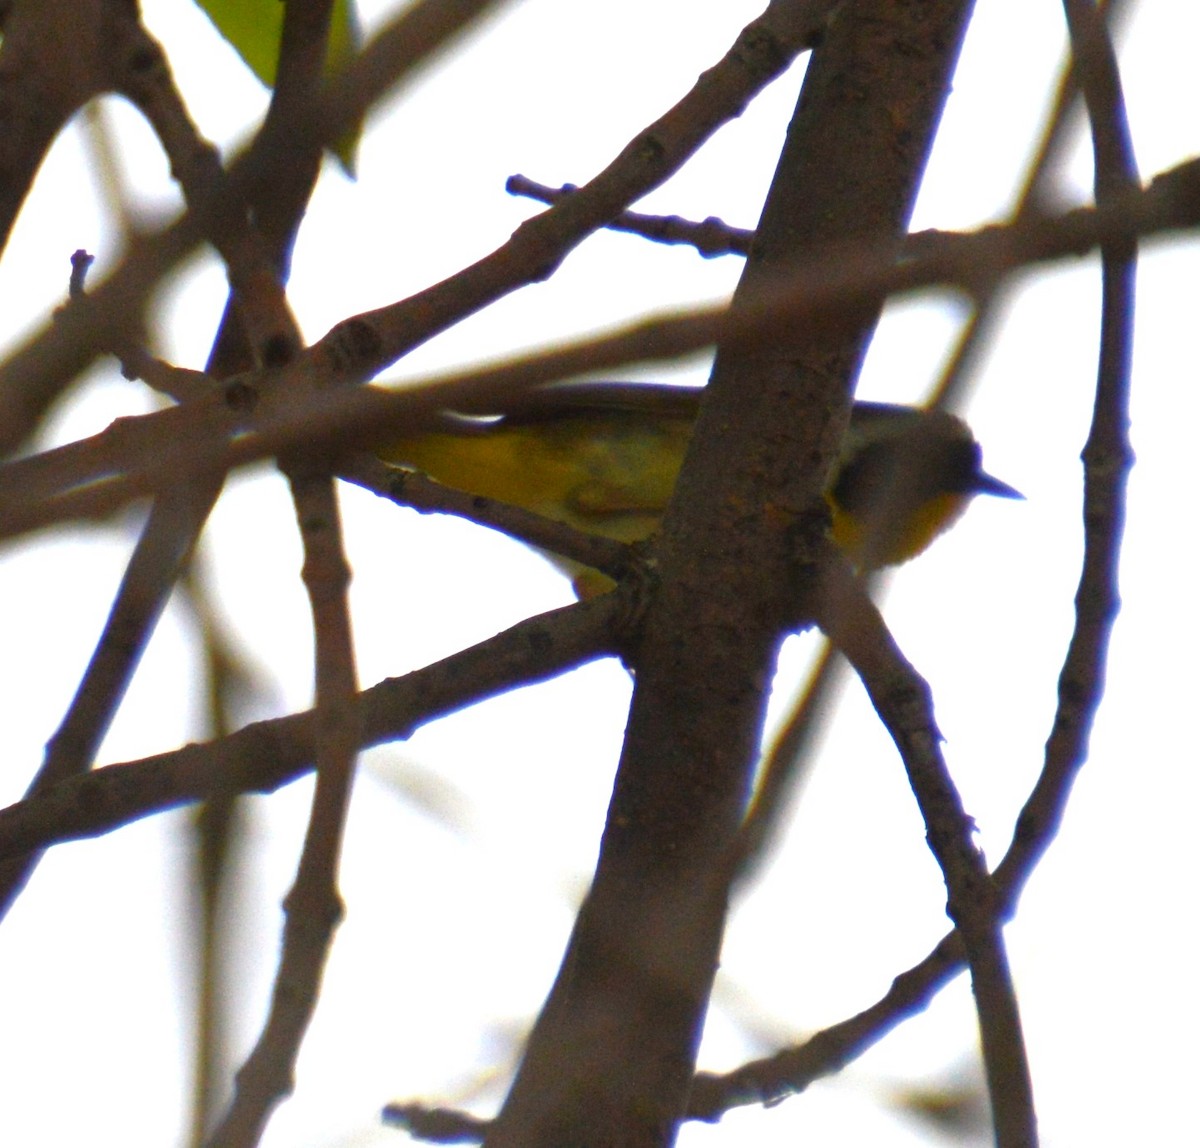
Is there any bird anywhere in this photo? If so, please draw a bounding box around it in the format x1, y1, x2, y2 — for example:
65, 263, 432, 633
376, 382, 1020, 593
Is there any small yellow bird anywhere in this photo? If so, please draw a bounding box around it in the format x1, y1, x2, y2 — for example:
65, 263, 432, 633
378, 383, 1019, 592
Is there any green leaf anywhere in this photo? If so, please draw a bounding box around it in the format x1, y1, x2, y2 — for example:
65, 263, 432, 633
192, 0, 363, 176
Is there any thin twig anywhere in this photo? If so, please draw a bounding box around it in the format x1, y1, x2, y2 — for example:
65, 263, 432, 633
204, 471, 360, 1148
382, 1102, 490, 1144
337, 451, 633, 582
63, 247, 212, 400
812, 549, 1036, 1148
730, 643, 843, 881
180, 553, 265, 1148
927, 0, 1129, 415
505, 174, 754, 257
998, 0, 1137, 905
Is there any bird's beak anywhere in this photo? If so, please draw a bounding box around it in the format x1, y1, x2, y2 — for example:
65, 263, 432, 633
974, 471, 1024, 500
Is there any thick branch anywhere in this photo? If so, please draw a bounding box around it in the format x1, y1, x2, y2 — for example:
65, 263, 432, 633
482, 5, 977, 1145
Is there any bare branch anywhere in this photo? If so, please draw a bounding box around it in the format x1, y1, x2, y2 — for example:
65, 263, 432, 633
505, 174, 753, 258
996, 0, 1137, 905
338, 452, 634, 584
1, 156, 1194, 545
352, 0, 832, 372
205, 471, 360, 1148
0, 477, 221, 917
0, 595, 623, 862
0, 0, 512, 455
812, 549, 1036, 1148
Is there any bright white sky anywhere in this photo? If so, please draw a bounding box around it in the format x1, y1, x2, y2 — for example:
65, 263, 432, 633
0, 2, 1196, 1146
